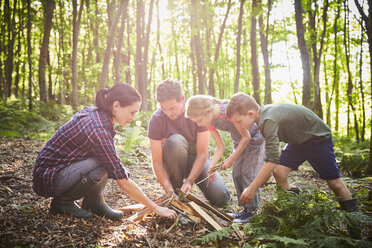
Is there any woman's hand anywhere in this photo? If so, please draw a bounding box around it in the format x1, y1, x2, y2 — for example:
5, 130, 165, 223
154, 205, 177, 220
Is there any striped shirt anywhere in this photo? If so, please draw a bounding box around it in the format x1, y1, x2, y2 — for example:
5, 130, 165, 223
33, 107, 130, 197
209, 102, 264, 148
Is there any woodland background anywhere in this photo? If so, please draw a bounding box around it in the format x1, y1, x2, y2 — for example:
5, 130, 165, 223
0, 0, 371, 174
1, 0, 372, 247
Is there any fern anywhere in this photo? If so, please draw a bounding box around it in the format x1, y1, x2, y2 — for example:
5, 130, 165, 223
197, 227, 234, 243
242, 188, 372, 247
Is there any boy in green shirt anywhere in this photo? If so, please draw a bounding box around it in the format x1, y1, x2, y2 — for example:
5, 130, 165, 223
225, 93, 359, 213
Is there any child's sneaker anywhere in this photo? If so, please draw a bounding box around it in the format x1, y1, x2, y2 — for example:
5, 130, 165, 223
228, 209, 254, 224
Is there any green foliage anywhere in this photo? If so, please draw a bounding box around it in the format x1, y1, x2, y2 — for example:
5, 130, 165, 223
115, 124, 148, 153
208, 130, 234, 161
333, 136, 371, 178
242, 188, 372, 247
197, 226, 234, 244
200, 189, 372, 247
0, 100, 76, 141
0, 102, 54, 140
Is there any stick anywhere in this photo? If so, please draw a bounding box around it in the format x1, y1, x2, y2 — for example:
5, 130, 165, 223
186, 193, 234, 222
189, 202, 223, 230
196, 163, 223, 185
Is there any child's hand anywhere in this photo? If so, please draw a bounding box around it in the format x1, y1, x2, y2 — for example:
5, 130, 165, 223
239, 185, 256, 204
221, 157, 234, 170
207, 166, 217, 182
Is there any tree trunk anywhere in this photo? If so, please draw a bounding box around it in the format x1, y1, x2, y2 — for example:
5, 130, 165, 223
258, 0, 272, 104
235, 0, 244, 93
294, 0, 312, 108
27, 0, 33, 111
4, 0, 17, 101
311, 0, 329, 119
38, 0, 55, 102
327, 2, 341, 128
71, 0, 84, 108
344, 1, 359, 141
114, 1, 129, 84
359, 29, 366, 141
209, 0, 232, 97
251, 0, 260, 104
14, 15, 22, 98
170, 0, 180, 79
99, 0, 127, 89
142, 0, 155, 111
156, 0, 165, 77
190, 0, 205, 94
94, 0, 101, 63
135, 0, 145, 104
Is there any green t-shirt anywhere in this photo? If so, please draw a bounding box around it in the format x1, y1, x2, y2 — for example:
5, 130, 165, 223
257, 103, 331, 163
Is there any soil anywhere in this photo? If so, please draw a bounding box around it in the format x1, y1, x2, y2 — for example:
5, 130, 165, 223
0, 136, 371, 247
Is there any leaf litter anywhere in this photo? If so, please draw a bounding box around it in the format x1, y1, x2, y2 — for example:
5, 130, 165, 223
0, 136, 371, 247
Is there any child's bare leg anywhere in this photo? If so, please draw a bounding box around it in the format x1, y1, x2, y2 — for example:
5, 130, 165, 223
272, 165, 292, 189
326, 178, 352, 202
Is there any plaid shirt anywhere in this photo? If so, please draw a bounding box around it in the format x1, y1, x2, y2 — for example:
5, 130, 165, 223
33, 107, 130, 197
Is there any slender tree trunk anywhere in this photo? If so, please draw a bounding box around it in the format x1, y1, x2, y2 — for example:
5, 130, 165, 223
114, 1, 129, 84
72, 0, 84, 108
27, 0, 33, 111
258, 0, 272, 104
14, 17, 21, 98
135, 0, 145, 105
328, 2, 341, 128
94, 0, 101, 63
156, 0, 165, 77
311, 0, 329, 119
142, 0, 155, 111
359, 29, 366, 141
208, 0, 232, 97
100, 0, 127, 89
170, 0, 180, 79
235, 0, 244, 93
190, 0, 205, 94
4, 0, 17, 101
251, 0, 260, 104
125, 6, 131, 84
294, 0, 312, 108
39, 0, 55, 102
344, 1, 359, 141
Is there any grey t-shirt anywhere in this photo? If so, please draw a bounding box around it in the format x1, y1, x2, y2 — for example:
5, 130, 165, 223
258, 103, 331, 163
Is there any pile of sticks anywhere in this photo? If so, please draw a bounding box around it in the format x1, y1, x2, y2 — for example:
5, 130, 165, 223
123, 191, 234, 231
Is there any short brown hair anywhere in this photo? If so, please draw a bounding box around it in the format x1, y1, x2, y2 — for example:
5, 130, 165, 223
156, 78, 184, 102
226, 92, 259, 118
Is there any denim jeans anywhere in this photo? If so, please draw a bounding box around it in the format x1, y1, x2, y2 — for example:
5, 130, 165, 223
53, 158, 107, 196
163, 134, 230, 207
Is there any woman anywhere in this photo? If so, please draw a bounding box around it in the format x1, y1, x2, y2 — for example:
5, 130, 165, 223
185, 95, 265, 224
33, 83, 176, 220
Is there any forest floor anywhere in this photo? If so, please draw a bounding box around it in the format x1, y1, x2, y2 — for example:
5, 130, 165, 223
0, 136, 371, 247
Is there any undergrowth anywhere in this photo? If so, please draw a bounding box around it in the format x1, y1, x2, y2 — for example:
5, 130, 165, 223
198, 188, 372, 248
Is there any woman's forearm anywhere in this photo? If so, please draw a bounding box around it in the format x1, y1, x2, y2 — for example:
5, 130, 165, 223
116, 178, 157, 211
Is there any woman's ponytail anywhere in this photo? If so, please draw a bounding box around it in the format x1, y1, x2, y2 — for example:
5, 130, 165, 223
95, 83, 141, 117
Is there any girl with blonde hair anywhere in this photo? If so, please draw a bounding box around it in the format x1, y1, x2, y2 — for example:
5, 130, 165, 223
186, 95, 265, 223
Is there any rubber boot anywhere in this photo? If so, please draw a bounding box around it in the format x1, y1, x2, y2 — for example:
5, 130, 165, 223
340, 198, 362, 239
82, 174, 123, 220
50, 176, 93, 218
